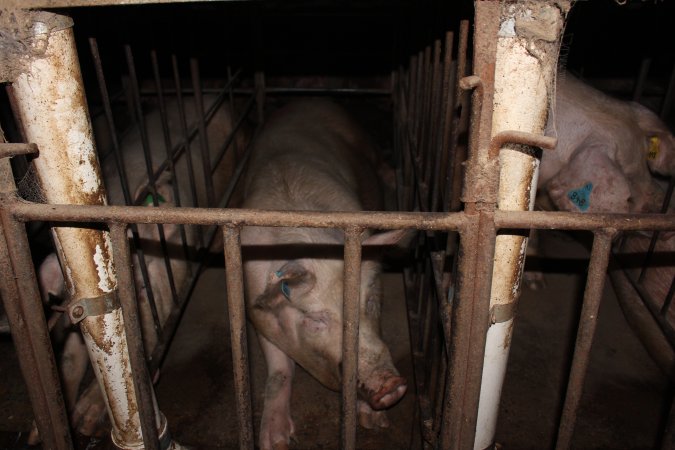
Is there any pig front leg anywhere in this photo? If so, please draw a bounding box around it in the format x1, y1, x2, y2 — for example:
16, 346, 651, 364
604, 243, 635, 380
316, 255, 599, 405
259, 334, 296, 450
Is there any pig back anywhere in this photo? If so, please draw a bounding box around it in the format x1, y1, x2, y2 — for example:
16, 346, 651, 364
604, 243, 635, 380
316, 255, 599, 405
243, 99, 383, 212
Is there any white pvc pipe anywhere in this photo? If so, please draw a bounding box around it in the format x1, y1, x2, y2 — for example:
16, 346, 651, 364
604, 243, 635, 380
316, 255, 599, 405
474, 3, 570, 449
10, 12, 180, 449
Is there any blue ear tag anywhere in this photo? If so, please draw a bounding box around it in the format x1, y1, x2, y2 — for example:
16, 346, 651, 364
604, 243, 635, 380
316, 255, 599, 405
567, 183, 593, 212
280, 281, 291, 300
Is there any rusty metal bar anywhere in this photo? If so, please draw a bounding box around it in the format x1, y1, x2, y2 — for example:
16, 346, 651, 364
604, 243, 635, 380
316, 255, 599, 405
109, 224, 161, 450
0, 143, 38, 158
555, 230, 617, 450
8, 199, 675, 234
190, 58, 216, 207
126, 45, 180, 310
341, 227, 363, 450
151, 50, 191, 268
639, 177, 674, 283
0, 161, 72, 450
441, 219, 479, 450
446, 19, 470, 214
223, 225, 254, 450
423, 39, 443, 211
431, 31, 454, 213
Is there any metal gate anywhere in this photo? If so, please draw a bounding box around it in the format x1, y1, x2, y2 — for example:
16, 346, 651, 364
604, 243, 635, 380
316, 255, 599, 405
0, 2, 674, 450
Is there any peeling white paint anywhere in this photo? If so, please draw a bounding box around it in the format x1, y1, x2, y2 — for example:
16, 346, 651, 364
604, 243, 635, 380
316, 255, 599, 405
498, 18, 516, 37
93, 242, 115, 293
475, 2, 568, 449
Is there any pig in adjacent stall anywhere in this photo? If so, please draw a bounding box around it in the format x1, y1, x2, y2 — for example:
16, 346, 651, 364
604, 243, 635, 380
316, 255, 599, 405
528, 74, 675, 372
33, 93, 244, 440
240, 99, 407, 450
539, 74, 674, 214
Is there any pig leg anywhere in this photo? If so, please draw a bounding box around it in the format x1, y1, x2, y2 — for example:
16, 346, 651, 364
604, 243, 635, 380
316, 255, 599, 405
72, 379, 109, 437
357, 399, 390, 429
258, 335, 296, 450
60, 331, 89, 410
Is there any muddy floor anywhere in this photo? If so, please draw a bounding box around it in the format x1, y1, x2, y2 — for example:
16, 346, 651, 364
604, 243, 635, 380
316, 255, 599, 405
1, 230, 672, 449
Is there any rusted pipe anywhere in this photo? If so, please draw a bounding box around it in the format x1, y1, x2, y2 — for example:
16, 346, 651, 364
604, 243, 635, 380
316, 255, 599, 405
555, 230, 617, 450
476, 3, 571, 448
341, 227, 363, 450
0, 142, 38, 158
8, 199, 675, 234
109, 224, 162, 450
0, 158, 72, 450
8, 12, 180, 449
223, 226, 255, 450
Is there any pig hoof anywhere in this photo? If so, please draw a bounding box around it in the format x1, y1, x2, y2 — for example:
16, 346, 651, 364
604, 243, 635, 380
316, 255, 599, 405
72, 381, 110, 437
370, 376, 407, 410
260, 410, 295, 450
358, 400, 390, 429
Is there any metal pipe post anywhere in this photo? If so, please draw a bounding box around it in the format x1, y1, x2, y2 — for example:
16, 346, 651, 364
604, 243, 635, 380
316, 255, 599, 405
8, 12, 180, 449
474, 3, 572, 449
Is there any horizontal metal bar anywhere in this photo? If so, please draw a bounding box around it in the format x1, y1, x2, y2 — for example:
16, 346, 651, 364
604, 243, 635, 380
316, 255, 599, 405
18, 0, 242, 8
0, 143, 38, 158
10, 201, 468, 230
495, 210, 674, 232
9, 200, 674, 233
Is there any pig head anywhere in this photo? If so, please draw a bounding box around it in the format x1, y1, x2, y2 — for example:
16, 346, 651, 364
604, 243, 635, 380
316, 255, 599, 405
240, 99, 406, 450
539, 74, 674, 215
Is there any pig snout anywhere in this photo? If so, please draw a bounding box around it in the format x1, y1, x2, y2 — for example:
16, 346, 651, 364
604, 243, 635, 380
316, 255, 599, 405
360, 370, 407, 410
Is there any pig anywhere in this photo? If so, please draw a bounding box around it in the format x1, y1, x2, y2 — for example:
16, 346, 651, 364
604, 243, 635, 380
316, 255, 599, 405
240, 99, 407, 450
539, 74, 674, 214
31, 94, 245, 440
523, 74, 675, 290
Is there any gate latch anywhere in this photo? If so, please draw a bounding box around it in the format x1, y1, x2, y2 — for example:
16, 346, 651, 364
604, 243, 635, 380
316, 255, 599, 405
68, 292, 120, 325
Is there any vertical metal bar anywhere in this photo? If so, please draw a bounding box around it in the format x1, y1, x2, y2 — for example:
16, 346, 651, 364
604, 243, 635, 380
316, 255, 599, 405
125, 46, 179, 304
441, 220, 479, 450
90, 38, 163, 335
89, 38, 162, 335
424, 40, 443, 211
342, 227, 363, 450
555, 230, 616, 450
639, 177, 674, 283
0, 162, 73, 450
432, 31, 455, 213
190, 58, 216, 207
109, 224, 161, 450
151, 50, 191, 268
223, 226, 254, 450
446, 20, 470, 214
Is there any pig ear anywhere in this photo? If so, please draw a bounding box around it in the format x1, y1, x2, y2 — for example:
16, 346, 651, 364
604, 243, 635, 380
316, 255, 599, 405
254, 261, 316, 310
362, 229, 416, 247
